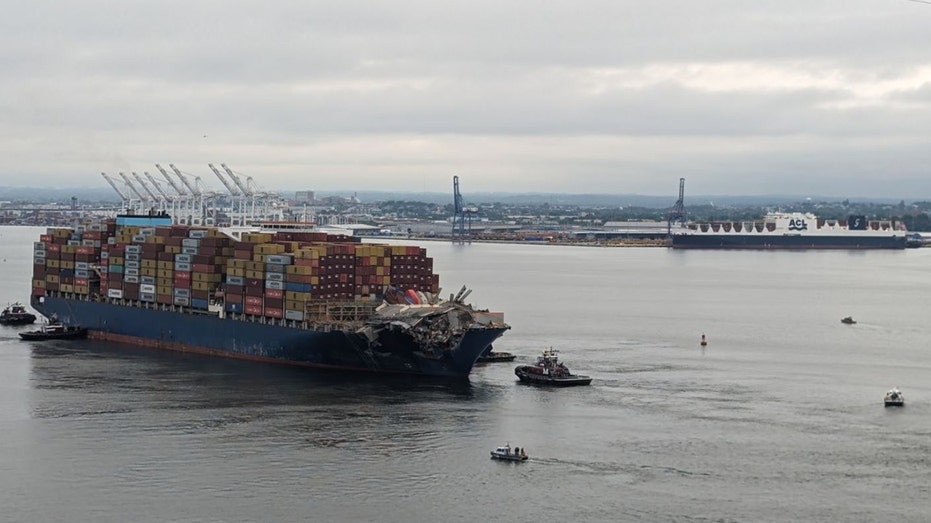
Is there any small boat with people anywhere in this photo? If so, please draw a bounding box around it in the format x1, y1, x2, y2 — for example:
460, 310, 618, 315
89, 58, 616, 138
841, 316, 856, 325
884, 388, 905, 407
514, 349, 592, 386
490, 443, 527, 462
0, 302, 37, 326
19, 321, 88, 341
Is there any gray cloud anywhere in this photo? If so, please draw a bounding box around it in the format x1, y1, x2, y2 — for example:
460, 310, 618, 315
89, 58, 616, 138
2, 0, 931, 198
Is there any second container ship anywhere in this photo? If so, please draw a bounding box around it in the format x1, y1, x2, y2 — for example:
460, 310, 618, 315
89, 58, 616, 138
28, 213, 509, 377
671, 212, 909, 249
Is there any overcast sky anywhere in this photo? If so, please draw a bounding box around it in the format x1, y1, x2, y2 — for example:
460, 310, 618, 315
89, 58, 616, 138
2, 1, 931, 198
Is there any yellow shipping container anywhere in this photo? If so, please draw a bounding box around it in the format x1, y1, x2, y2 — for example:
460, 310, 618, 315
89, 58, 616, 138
227, 267, 245, 277
193, 273, 221, 283
33, 279, 47, 288
228, 259, 248, 269
245, 270, 265, 280
74, 285, 89, 294
157, 285, 172, 295
192, 281, 211, 291
142, 260, 158, 268
157, 269, 174, 279
285, 299, 305, 311
110, 256, 125, 265
286, 265, 314, 275
60, 284, 74, 293
255, 243, 284, 255
47, 259, 61, 268
60, 260, 75, 270
165, 246, 181, 254
157, 261, 173, 270
246, 261, 264, 271
142, 268, 157, 277
45, 274, 60, 283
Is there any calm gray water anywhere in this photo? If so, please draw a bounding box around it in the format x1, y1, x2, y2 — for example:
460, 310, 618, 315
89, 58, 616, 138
1, 226, 929, 522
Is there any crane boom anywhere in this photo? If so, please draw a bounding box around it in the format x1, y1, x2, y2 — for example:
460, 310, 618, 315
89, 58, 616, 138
118, 172, 147, 201
220, 164, 252, 196
144, 172, 173, 200
132, 172, 161, 202
156, 164, 186, 196
209, 163, 240, 196
169, 164, 201, 196
101, 172, 130, 201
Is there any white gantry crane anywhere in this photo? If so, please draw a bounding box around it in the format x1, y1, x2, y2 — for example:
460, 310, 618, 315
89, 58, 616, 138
132, 172, 165, 212
144, 171, 179, 217
118, 172, 152, 212
101, 172, 135, 212
169, 164, 215, 225
221, 163, 283, 223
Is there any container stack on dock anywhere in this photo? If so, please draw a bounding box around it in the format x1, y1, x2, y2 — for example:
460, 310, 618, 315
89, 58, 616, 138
32, 219, 443, 323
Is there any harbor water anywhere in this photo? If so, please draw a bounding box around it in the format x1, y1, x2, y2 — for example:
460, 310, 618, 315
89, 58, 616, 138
1, 226, 930, 522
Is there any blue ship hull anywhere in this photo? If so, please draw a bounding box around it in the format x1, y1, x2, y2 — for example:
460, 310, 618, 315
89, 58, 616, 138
32, 296, 507, 378
671, 234, 907, 250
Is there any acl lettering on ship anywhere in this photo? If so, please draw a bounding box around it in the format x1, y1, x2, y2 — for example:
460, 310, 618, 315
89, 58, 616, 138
787, 218, 808, 231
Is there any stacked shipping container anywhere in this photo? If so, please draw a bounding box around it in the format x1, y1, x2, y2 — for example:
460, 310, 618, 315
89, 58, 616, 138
32, 221, 441, 323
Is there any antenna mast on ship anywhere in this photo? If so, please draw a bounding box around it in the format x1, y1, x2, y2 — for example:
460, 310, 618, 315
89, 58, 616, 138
667, 177, 687, 235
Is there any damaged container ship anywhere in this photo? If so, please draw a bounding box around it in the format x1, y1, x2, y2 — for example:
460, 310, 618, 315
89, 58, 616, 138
28, 214, 509, 377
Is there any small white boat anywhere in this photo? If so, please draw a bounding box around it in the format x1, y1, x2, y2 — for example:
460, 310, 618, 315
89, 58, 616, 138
884, 388, 905, 407
490, 444, 527, 462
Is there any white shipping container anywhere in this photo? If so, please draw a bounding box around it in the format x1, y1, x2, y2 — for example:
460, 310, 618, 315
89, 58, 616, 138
140, 284, 156, 294
108, 289, 124, 299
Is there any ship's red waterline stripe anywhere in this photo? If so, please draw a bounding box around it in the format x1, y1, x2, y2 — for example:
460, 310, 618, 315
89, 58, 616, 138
86, 330, 427, 376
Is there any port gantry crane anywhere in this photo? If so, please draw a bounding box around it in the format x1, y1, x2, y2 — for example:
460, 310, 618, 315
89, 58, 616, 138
221, 163, 281, 223
667, 177, 687, 236
118, 172, 152, 211
169, 164, 214, 225
156, 164, 195, 224
100, 172, 134, 212
144, 171, 179, 217
452, 175, 477, 243
208, 163, 247, 223
132, 172, 165, 212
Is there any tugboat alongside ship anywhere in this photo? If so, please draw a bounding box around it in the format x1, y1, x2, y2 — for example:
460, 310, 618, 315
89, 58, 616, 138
514, 349, 591, 386
0, 302, 37, 325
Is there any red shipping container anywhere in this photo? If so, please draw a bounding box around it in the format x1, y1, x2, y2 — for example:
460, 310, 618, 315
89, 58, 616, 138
32, 287, 46, 296
265, 288, 283, 299
226, 284, 243, 295
75, 278, 88, 286
175, 271, 191, 281
245, 304, 263, 315
245, 285, 264, 297
245, 296, 263, 306
173, 277, 191, 288
264, 307, 283, 318
157, 294, 173, 305
225, 293, 243, 304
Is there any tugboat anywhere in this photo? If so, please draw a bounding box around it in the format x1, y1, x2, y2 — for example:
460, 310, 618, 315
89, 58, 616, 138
19, 321, 88, 341
841, 316, 856, 325
476, 345, 516, 363
884, 388, 905, 407
490, 443, 528, 462
0, 302, 37, 325
514, 349, 592, 386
